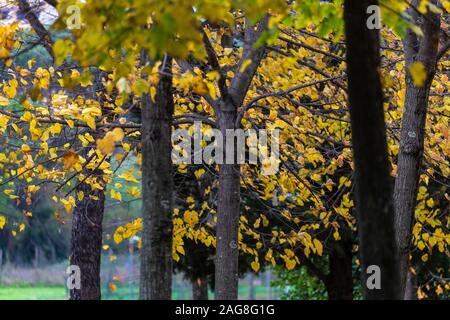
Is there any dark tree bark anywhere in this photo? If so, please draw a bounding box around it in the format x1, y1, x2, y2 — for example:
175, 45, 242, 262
394, 1, 440, 298
404, 269, 418, 300
215, 157, 240, 299
139, 54, 174, 300
193, 276, 209, 300
69, 181, 105, 300
344, 0, 400, 299
214, 17, 267, 300
326, 239, 353, 300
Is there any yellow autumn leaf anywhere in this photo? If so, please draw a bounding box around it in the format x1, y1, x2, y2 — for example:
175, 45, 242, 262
150, 86, 157, 102
314, 238, 323, 256
444, 1, 450, 13
60, 196, 75, 213
285, 258, 296, 270
176, 245, 185, 255
194, 168, 205, 179
97, 133, 116, 155
111, 128, 124, 142
173, 252, 180, 262
119, 171, 139, 183
0, 216, 6, 229
127, 186, 141, 198
436, 285, 443, 295
251, 259, 260, 272
111, 189, 122, 201
113, 227, 124, 244
0, 118, 8, 131
63, 150, 79, 170
418, 0, 428, 14
183, 210, 199, 226
109, 282, 117, 293
239, 59, 252, 72
193, 80, 209, 96
410, 62, 427, 87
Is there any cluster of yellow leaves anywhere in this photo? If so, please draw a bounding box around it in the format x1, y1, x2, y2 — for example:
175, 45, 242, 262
96, 128, 125, 155
113, 218, 143, 244
0, 22, 20, 60
175, 68, 219, 100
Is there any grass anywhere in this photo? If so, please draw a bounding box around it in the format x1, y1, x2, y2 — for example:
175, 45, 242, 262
0, 285, 67, 300
0, 283, 280, 300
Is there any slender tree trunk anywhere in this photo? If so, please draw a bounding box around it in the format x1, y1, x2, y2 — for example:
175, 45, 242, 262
326, 239, 353, 300
214, 17, 267, 300
215, 105, 241, 300
193, 277, 209, 300
139, 55, 174, 300
344, 0, 400, 299
394, 1, 440, 298
69, 181, 106, 300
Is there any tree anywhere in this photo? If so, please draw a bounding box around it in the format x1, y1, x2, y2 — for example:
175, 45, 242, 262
394, 0, 441, 298
139, 54, 175, 300
214, 16, 269, 300
15, 0, 111, 299
343, 0, 400, 299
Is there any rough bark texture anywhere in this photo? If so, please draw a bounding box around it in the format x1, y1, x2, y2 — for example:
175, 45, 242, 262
344, 0, 400, 299
215, 138, 241, 300
139, 55, 174, 300
214, 17, 267, 300
326, 239, 353, 300
193, 277, 209, 300
404, 269, 418, 300
394, 1, 440, 298
69, 181, 105, 300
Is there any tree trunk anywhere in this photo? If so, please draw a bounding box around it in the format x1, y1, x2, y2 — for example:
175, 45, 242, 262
215, 105, 241, 300
343, 0, 400, 299
139, 55, 174, 300
214, 17, 267, 301
404, 269, 418, 300
193, 277, 209, 300
69, 181, 106, 300
326, 239, 353, 300
394, 1, 440, 298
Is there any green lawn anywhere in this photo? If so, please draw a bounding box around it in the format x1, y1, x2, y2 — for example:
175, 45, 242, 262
0, 285, 67, 300
0, 284, 279, 300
